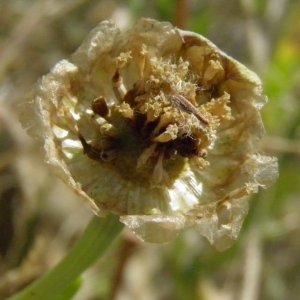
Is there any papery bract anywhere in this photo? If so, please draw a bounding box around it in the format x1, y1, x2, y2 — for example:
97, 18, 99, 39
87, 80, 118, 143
20, 19, 278, 250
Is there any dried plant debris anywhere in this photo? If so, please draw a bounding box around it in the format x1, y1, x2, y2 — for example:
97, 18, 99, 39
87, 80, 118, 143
20, 19, 278, 250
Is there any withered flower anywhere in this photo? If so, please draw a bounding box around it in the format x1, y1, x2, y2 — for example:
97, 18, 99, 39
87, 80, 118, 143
20, 19, 278, 250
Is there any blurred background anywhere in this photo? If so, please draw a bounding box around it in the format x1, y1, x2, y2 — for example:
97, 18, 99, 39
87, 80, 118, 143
0, 0, 300, 299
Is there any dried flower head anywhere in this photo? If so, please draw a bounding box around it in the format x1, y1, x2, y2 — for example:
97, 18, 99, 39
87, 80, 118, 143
20, 19, 278, 250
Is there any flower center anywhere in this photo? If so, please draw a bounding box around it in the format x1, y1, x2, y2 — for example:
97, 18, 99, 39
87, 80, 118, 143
75, 45, 231, 187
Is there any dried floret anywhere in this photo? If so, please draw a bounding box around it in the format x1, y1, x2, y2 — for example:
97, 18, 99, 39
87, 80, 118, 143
20, 19, 278, 250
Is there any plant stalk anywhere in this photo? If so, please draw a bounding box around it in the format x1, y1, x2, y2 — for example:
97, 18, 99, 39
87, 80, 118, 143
8, 213, 124, 300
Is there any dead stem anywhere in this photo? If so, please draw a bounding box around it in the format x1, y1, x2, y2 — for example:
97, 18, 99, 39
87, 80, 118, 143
238, 228, 262, 300
109, 239, 137, 300
175, 0, 190, 29
260, 136, 300, 156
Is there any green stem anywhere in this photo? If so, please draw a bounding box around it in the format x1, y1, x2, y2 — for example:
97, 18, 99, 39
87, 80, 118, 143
8, 214, 124, 300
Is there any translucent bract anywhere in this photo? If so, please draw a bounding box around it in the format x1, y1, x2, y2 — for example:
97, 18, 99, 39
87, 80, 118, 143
20, 19, 278, 250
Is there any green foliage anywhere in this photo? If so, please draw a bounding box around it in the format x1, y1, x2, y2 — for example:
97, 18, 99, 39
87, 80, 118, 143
51, 278, 82, 300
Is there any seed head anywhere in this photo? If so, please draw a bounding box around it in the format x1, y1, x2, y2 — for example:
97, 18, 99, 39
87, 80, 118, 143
20, 19, 278, 250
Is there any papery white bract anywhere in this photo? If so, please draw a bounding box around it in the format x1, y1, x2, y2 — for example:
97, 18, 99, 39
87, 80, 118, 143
20, 19, 278, 251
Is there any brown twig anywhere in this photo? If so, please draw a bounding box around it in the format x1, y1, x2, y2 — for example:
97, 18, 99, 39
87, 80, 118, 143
238, 228, 262, 300
260, 135, 300, 156
175, 0, 190, 29
109, 239, 137, 300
